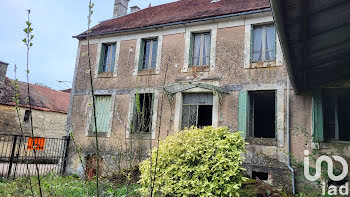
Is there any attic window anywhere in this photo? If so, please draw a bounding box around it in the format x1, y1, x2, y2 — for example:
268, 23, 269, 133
211, 0, 220, 2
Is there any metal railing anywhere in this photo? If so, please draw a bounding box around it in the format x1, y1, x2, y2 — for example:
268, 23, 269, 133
0, 134, 70, 178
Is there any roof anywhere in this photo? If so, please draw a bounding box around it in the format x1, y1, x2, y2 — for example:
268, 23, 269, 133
0, 78, 70, 113
0, 61, 9, 65
164, 82, 224, 94
76, 0, 270, 38
271, 0, 350, 93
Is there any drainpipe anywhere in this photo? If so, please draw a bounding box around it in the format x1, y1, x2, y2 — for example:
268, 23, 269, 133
286, 76, 295, 194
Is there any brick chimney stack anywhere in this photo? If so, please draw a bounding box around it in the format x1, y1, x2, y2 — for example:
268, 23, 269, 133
114, 0, 130, 18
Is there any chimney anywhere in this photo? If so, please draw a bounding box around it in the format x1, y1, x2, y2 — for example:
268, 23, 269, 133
130, 6, 140, 13
0, 61, 8, 83
114, 0, 130, 18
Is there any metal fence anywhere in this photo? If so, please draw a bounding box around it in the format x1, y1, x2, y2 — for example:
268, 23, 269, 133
0, 134, 70, 178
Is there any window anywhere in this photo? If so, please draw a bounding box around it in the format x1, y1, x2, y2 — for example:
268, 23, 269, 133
132, 93, 153, 133
91, 95, 112, 134
238, 90, 276, 139
99, 43, 116, 73
181, 93, 213, 129
248, 91, 276, 138
252, 25, 275, 62
139, 38, 158, 70
322, 89, 350, 141
23, 110, 31, 123
190, 32, 211, 67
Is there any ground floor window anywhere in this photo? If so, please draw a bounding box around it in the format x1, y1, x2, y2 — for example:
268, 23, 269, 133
323, 88, 350, 141
132, 93, 153, 134
248, 91, 276, 138
181, 93, 213, 129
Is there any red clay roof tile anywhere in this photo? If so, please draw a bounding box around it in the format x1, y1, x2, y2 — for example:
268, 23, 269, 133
77, 0, 270, 38
0, 78, 70, 113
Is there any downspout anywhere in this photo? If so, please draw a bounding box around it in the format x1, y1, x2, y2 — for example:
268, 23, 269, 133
286, 76, 295, 194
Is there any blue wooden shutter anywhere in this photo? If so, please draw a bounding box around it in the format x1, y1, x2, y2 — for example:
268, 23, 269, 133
312, 89, 324, 142
92, 96, 111, 133
238, 91, 248, 138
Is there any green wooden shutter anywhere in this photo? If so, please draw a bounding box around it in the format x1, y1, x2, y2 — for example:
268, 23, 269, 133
238, 91, 248, 139
312, 89, 324, 142
138, 40, 145, 70
189, 33, 194, 67
98, 44, 105, 73
250, 25, 254, 63
92, 96, 111, 133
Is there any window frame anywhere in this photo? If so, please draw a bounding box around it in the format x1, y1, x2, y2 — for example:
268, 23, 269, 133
251, 24, 276, 63
247, 90, 276, 139
85, 94, 115, 138
99, 43, 117, 73
189, 32, 211, 67
131, 93, 154, 134
139, 38, 158, 71
181, 93, 213, 129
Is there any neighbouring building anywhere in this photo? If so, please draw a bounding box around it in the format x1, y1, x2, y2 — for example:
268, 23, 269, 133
0, 62, 70, 138
65, 0, 324, 192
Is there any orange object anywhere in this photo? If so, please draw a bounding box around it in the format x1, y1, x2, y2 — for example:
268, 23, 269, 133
27, 137, 45, 150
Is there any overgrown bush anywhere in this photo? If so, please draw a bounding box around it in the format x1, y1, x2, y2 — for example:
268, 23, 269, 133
138, 126, 247, 196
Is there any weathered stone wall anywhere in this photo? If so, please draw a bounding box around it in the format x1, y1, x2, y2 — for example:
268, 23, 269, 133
0, 104, 67, 138
67, 14, 316, 191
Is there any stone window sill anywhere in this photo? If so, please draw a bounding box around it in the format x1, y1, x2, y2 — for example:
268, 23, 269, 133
97, 72, 114, 78
87, 131, 109, 138
248, 61, 279, 69
188, 65, 210, 72
138, 69, 157, 76
246, 137, 277, 146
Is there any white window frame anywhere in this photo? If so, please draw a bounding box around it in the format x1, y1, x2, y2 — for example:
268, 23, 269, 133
183, 24, 217, 72
174, 86, 219, 131
85, 93, 115, 137
243, 17, 283, 69
134, 36, 163, 75
126, 89, 159, 139
94, 42, 121, 78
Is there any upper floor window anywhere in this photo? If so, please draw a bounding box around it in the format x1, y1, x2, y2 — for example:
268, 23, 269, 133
252, 25, 275, 62
190, 32, 211, 67
99, 43, 116, 73
139, 38, 158, 71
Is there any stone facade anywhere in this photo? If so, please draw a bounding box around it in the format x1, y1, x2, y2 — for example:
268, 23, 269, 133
65, 7, 322, 191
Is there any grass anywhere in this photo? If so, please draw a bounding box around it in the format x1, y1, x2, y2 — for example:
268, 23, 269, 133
0, 173, 140, 197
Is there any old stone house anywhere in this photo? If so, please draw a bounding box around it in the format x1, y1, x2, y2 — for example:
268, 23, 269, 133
0, 62, 70, 138
65, 0, 319, 191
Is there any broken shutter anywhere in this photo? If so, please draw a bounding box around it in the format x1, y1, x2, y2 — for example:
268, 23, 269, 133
92, 96, 111, 133
238, 91, 248, 138
312, 89, 324, 142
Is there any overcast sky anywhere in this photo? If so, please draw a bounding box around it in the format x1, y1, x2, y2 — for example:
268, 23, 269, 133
0, 0, 176, 90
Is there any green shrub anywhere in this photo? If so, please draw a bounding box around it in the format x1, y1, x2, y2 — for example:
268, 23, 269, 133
138, 126, 247, 196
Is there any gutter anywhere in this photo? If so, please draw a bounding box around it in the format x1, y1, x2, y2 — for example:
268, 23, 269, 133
74, 8, 271, 39
269, 0, 299, 94
286, 76, 295, 194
